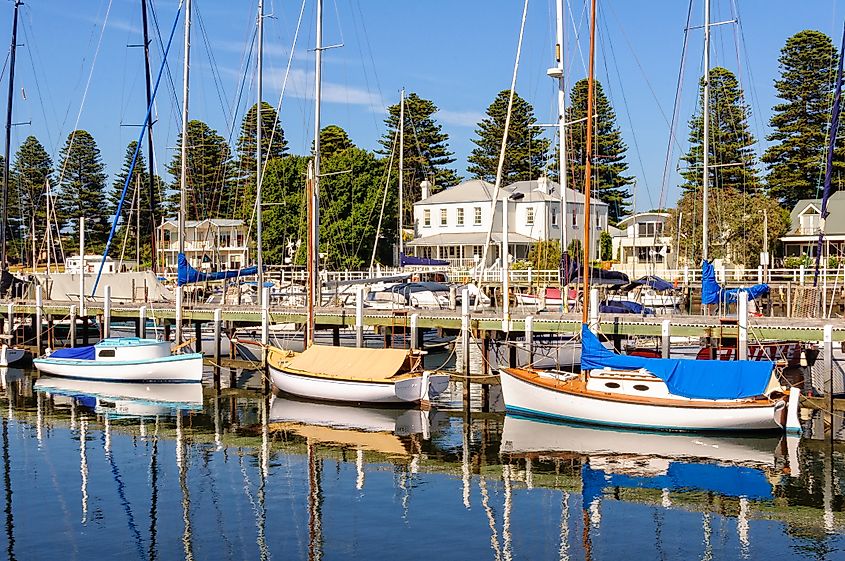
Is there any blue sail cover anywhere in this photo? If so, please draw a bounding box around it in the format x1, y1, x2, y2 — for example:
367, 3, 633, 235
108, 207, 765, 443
580, 324, 774, 400
400, 252, 449, 266
701, 260, 768, 305
581, 462, 772, 503
50, 346, 96, 360
177, 253, 258, 286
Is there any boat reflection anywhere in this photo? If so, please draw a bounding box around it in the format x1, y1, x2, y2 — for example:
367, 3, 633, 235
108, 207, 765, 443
33, 377, 204, 419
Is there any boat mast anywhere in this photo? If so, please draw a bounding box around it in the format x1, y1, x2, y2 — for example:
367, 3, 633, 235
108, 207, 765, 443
140, 0, 158, 273
581, 0, 597, 326
701, 0, 710, 262
552, 0, 568, 250
256, 0, 265, 305
1, 0, 22, 271
398, 87, 404, 265
307, 0, 323, 348
176, 0, 191, 345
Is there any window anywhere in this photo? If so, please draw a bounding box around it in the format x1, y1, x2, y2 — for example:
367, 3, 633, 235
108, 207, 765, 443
220, 232, 231, 248
474, 206, 482, 225
800, 212, 819, 234
440, 208, 447, 226
526, 207, 535, 226
424, 209, 431, 227
571, 209, 578, 227
472, 245, 483, 258
551, 207, 558, 226
637, 221, 663, 237
457, 208, 465, 226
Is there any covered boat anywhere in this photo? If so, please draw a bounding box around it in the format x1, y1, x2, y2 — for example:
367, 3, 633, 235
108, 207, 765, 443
33, 338, 203, 382
499, 325, 800, 432
267, 344, 449, 404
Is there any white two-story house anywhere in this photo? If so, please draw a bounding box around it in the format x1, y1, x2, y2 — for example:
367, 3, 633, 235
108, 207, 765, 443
158, 218, 249, 272
406, 177, 609, 268
780, 191, 845, 263
611, 212, 676, 277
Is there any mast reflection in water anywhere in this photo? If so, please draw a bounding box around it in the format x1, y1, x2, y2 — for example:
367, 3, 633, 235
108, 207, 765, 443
0, 372, 838, 560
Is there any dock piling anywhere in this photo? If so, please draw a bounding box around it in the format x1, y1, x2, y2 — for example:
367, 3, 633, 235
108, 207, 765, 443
355, 286, 364, 348
103, 285, 111, 338
661, 319, 670, 358
195, 322, 202, 354
35, 285, 42, 354
461, 288, 470, 406
738, 291, 748, 360
525, 315, 534, 365
410, 313, 418, 351
69, 305, 77, 348
5, 303, 11, 337
139, 305, 147, 338
449, 286, 457, 310
213, 308, 222, 387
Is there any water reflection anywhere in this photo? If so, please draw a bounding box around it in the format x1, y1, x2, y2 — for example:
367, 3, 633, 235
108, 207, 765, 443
0, 372, 838, 560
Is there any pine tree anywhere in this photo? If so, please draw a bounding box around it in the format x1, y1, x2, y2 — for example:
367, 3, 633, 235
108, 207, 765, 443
56, 130, 109, 250
261, 155, 309, 265
680, 67, 762, 195
109, 141, 162, 264
235, 102, 287, 220
166, 119, 235, 220
763, 30, 844, 208
566, 79, 634, 223
467, 90, 550, 184
319, 125, 353, 158
9, 136, 53, 263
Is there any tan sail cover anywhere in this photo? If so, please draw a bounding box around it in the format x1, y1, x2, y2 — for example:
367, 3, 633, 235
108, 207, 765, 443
283, 344, 409, 381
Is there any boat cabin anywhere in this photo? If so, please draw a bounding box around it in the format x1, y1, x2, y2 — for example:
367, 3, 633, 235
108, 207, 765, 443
94, 338, 171, 361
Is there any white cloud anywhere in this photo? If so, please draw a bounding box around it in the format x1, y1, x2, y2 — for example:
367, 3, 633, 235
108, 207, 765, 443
436, 109, 483, 128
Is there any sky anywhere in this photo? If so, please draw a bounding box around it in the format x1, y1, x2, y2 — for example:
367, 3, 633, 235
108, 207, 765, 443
0, 0, 843, 214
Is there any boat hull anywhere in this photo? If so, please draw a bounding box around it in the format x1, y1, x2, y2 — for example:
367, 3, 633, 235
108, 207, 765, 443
499, 368, 784, 432
32, 353, 204, 382
268, 363, 448, 404
0, 346, 27, 367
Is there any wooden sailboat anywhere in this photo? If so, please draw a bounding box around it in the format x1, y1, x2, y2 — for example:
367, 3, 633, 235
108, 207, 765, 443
499, 0, 801, 433
266, 0, 448, 404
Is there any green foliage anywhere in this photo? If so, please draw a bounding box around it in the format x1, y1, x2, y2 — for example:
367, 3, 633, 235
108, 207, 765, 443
9, 136, 53, 264
668, 189, 789, 266
763, 30, 845, 208
527, 240, 562, 270
467, 90, 550, 184
784, 254, 813, 268
56, 130, 109, 251
166, 120, 235, 220
680, 67, 762, 194
261, 155, 309, 265
599, 230, 613, 261
319, 125, 354, 158
567, 239, 582, 259
379, 93, 459, 231
566, 79, 633, 223
235, 102, 287, 220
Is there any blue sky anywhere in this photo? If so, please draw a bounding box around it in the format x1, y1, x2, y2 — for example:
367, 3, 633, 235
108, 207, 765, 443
1, 0, 843, 213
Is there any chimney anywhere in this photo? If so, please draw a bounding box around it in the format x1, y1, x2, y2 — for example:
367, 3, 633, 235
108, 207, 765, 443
537, 175, 550, 194
420, 180, 431, 201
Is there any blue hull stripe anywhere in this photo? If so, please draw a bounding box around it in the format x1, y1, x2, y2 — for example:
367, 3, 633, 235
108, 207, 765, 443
505, 405, 783, 434
33, 353, 203, 368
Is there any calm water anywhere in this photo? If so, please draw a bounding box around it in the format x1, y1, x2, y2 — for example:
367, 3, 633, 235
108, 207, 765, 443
0, 368, 843, 561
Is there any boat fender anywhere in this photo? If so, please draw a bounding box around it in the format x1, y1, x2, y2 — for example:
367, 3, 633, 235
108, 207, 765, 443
785, 389, 802, 434
422, 369, 431, 399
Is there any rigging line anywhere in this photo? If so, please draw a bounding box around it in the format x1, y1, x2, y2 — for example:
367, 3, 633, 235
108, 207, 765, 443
350, 0, 386, 132
91, 2, 183, 296
566, 0, 590, 79
148, 0, 183, 127
659, 0, 693, 210
54, 0, 114, 186
601, 15, 652, 211
368, 127, 398, 271
195, 3, 232, 125
730, 0, 764, 164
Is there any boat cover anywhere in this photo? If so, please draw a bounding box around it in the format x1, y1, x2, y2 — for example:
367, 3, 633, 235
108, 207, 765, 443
400, 252, 449, 266
178, 252, 258, 286
50, 346, 96, 360
622, 275, 675, 293
283, 345, 410, 381
701, 260, 768, 305
580, 324, 775, 400
581, 461, 772, 503
599, 300, 654, 315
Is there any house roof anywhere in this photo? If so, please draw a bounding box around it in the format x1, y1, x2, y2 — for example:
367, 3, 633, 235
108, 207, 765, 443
406, 232, 538, 247
616, 212, 671, 228
159, 218, 245, 230
784, 191, 845, 236
416, 178, 606, 207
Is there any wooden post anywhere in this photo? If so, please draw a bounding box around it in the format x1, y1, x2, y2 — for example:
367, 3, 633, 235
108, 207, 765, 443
738, 291, 748, 360
81, 314, 89, 345
410, 313, 419, 351
786, 281, 793, 318
824, 324, 833, 399
799, 265, 805, 286
5, 303, 12, 337
47, 315, 54, 350
331, 327, 340, 346
35, 285, 42, 354
355, 286, 364, 348
449, 286, 457, 310
213, 308, 222, 387
525, 315, 534, 366
103, 285, 111, 338
195, 321, 202, 354
461, 288, 471, 406
661, 318, 670, 358
139, 306, 147, 338
164, 321, 171, 344
69, 305, 77, 348
262, 286, 270, 389
134, 316, 141, 337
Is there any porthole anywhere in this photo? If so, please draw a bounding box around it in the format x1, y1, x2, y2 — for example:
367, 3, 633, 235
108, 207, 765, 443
98, 349, 116, 358
604, 382, 621, 389
633, 384, 650, 391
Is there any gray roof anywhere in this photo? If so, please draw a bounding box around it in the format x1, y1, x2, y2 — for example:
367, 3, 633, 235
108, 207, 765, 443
407, 232, 538, 247
160, 218, 245, 229
616, 212, 671, 227
416, 178, 606, 206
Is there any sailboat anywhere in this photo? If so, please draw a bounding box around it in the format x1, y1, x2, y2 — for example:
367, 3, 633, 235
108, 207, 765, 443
499, 0, 801, 433
266, 0, 448, 404
0, 1, 29, 368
